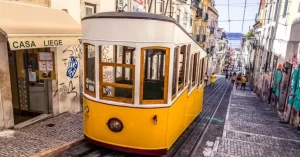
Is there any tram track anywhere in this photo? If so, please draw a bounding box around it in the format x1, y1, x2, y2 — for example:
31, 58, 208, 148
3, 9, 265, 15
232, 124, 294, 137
167, 78, 229, 157
52, 77, 229, 157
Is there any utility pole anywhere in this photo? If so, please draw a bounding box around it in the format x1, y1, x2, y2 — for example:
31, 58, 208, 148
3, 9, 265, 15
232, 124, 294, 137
169, 0, 172, 17
164, 0, 169, 15
148, 0, 153, 13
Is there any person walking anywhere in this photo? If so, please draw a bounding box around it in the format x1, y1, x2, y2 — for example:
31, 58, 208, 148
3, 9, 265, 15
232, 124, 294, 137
225, 72, 229, 80
231, 72, 236, 87
236, 73, 242, 89
204, 73, 209, 86
210, 73, 216, 87
229, 72, 232, 80
241, 75, 247, 90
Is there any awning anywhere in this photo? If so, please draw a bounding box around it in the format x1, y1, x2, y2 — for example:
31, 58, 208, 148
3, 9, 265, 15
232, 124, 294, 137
290, 14, 300, 42
0, 1, 81, 50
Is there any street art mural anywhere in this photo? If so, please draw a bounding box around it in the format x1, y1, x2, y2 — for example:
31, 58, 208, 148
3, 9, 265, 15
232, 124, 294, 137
283, 67, 298, 122
290, 68, 300, 127
272, 64, 282, 105
278, 63, 292, 111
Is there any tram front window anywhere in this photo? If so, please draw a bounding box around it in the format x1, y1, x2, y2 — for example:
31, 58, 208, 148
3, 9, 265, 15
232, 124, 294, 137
99, 45, 135, 103
140, 47, 170, 104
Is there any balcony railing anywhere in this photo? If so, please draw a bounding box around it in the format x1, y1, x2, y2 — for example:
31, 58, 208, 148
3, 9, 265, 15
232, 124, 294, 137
202, 35, 207, 42
196, 8, 203, 19
196, 35, 200, 42
192, 0, 201, 8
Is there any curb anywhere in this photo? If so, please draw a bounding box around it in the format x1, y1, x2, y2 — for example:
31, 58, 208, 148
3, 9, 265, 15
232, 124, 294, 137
32, 139, 85, 157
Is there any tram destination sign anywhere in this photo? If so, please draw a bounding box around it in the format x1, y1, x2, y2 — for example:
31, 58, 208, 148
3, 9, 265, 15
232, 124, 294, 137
8, 36, 81, 50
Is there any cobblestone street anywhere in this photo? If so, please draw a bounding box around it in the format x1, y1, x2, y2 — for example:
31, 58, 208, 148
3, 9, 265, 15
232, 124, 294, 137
212, 87, 300, 157
0, 113, 83, 157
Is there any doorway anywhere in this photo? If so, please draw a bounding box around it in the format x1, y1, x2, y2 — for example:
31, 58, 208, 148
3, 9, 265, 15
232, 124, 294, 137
8, 48, 50, 125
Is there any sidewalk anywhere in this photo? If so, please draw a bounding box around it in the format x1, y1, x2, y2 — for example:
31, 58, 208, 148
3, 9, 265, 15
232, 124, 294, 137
0, 113, 83, 157
211, 87, 300, 157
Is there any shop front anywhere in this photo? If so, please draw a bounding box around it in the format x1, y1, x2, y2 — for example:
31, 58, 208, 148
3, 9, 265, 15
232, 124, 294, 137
0, 1, 81, 128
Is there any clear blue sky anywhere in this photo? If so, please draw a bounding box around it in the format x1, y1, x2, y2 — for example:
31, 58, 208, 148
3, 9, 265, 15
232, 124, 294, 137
215, 0, 260, 34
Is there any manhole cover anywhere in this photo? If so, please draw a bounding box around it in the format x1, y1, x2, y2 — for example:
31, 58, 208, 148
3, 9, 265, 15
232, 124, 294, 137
46, 124, 55, 127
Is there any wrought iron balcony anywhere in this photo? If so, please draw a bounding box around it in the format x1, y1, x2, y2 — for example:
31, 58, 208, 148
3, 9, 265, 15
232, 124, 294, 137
196, 8, 203, 19
204, 13, 208, 21
196, 35, 200, 42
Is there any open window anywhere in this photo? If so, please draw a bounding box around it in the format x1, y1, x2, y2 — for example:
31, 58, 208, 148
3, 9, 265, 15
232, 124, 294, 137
172, 47, 179, 100
198, 58, 205, 86
178, 45, 186, 92
84, 44, 96, 97
99, 45, 135, 104
140, 47, 170, 104
185, 45, 191, 87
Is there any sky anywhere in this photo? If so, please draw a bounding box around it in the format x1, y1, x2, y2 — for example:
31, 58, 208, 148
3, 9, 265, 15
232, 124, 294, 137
214, 0, 260, 34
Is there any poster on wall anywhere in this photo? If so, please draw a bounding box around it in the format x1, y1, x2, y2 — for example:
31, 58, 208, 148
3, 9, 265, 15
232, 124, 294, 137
38, 52, 56, 80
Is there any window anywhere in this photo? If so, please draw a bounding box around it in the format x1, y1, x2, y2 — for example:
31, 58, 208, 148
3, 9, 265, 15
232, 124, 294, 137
283, 0, 289, 18
198, 58, 204, 85
85, 3, 96, 16
84, 44, 96, 97
183, 12, 187, 25
160, 0, 164, 13
190, 16, 193, 26
99, 45, 135, 103
192, 53, 198, 87
178, 45, 186, 92
185, 45, 191, 87
172, 47, 179, 99
140, 47, 170, 104
177, 9, 180, 23
274, 0, 280, 20
171, 6, 175, 18
268, 5, 272, 23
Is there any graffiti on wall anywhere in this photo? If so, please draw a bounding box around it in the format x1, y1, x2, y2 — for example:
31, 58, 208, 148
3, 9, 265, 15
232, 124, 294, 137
279, 63, 292, 110
54, 45, 82, 100
272, 64, 283, 100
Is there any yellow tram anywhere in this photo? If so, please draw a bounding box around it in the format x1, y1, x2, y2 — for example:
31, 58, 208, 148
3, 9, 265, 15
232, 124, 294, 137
82, 12, 207, 155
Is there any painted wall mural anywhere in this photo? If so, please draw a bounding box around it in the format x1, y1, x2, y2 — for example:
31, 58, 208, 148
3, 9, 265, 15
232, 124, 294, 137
272, 64, 283, 101
278, 63, 292, 111
283, 68, 298, 122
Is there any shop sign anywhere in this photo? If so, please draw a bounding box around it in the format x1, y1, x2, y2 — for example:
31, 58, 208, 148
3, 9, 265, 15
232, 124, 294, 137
8, 37, 81, 50
38, 52, 56, 80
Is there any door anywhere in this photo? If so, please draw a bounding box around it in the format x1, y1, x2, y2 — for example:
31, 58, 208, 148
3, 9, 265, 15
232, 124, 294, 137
25, 49, 49, 113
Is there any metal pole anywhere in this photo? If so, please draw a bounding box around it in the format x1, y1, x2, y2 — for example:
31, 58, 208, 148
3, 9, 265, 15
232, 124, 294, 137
169, 0, 172, 17
154, 0, 157, 14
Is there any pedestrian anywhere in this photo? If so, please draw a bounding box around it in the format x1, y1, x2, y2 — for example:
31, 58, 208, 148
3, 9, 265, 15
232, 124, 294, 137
225, 72, 229, 80
229, 72, 232, 80
236, 73, 242, 89
231, 72, 236, 87
204, 73, 208, 86
210, 73, 216, 87
241, 75, 247, 90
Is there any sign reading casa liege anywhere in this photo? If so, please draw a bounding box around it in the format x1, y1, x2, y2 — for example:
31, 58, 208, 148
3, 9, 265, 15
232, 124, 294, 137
8, 37, 81, 50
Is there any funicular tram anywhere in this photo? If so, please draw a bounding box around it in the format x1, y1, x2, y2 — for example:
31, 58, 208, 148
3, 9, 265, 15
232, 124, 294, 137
82, 12, 207, 155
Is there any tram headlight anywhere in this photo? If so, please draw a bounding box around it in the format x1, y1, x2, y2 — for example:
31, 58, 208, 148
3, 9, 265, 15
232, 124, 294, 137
107, 118, 123, 132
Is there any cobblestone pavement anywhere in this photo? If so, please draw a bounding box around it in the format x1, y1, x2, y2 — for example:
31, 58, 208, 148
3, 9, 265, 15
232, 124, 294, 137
0, 113, 83, 157
212, 88, 300, 157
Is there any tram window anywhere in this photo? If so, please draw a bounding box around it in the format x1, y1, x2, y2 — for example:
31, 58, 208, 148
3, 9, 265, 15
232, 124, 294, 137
199, 58, 205, 85
192, 54, 198, 86
178, 45, 186, 92
198, 59, 203, 85
99, 45, 135, 103
185, 45, 191, 87
188, 54, 194, 91
172, 47, 179, 99
84, 44, 96, 97
140, 47, 170, 104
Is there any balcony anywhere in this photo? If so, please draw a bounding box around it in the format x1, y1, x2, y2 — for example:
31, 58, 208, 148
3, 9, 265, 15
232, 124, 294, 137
196, 8, 203, 19
210, 27, 215, 34
204, 13, 208, 21
202, 35, 207, 42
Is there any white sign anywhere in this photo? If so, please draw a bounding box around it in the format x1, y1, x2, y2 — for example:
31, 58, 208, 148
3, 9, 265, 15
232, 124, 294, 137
39, 52, 53, 61
39, 61, 47, 71
46, 61, 53, 71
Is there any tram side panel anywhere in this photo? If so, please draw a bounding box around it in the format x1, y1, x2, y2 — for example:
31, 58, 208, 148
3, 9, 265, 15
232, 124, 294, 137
83, 98, 169, 150
166, 85, 204, 148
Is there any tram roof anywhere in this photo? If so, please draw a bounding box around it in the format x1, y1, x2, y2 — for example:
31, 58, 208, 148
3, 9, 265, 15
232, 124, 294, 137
82, 12, 205, 50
